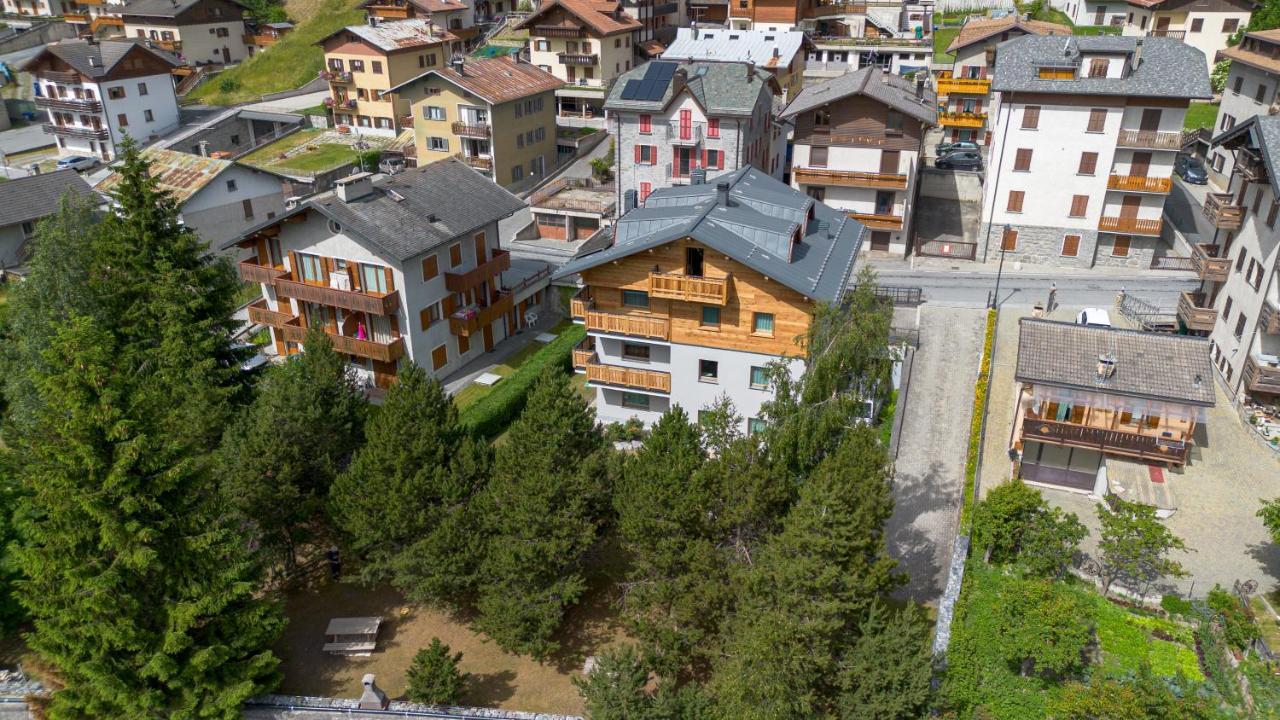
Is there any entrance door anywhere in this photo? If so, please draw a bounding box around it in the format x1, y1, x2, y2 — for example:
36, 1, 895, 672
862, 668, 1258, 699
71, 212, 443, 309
483, 323, 494, 352
1121, 195, 1141, 219
1130, 151, 1151, 178
1155, 15, 1170, 33
870, 231, 891, 251
567, 65, 576, 83
1139, 108, 1162, 132
222, 47, 231, 63
677, 147, 693, 177
879, 150, 900, 175
1094, 7, 1105, 24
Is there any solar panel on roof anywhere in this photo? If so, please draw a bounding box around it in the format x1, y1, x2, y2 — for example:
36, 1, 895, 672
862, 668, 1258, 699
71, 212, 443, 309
620, 79, 641, 100
635, 79, 656, 101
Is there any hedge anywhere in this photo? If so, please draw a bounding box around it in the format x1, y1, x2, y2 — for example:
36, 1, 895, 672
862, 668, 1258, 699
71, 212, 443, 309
958, 309, 997, 531
459, 323, 586, 439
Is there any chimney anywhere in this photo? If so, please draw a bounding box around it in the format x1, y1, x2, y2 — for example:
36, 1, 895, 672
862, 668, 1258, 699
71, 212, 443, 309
335, 172, 374, 203
746, 60, 755, 81
367, 15, 379, 26
197, 140, 209, 157
1096, 354, 1117, 381
675, 67, 688, 85
358, 675, 389, 711
623, 188, 637, 212
1133, 38, 1144, 69
716, 181, 730, 207
451, 57, 465, 75
690, 168, 706, 185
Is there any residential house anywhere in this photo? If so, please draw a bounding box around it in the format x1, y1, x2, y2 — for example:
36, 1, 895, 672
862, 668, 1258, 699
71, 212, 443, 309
803, 37, 933, 82
1207, 28, 1280, 186
727, 0, 804, 31
1012, 319, 1214, 493
553, 166, 866, 433
1186, 115, 1280, 405
24, 39, 184, 162
386, 55, 562, 188
781, 67, 936, 256
0, 170, 95, 275
980, 35, 1211, 269
605, 60, 785, 205
120, 0, 252, 65
1056, 0, 1126, 28
95, 147, 287, 250
517, 0, 642, 119
224, 160, 550, 388
939, 15, 1069, 146
621, 0, 684, 49
318, 18, 458, 137
2, 0, 57, 15
687, 0, 728, 26
1122, 0, 1253, 72
520, 176, 616, 244
660, 26, 809, 103
62, 0, 129, 37
245, 22, 294, 55
360, 0, 481, 46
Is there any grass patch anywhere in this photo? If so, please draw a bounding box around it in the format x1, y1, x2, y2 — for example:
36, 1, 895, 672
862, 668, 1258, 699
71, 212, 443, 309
186, 0, 366, 105
877, 389, 898, 449
458, 323, 587, 439
958, 309, 996, 530
1072, 25, 1123, 35
239, 129, 370, 175
451, 322, 572, 410
933, 28, 959, 63
1185, 102, 1220, 131
297, 104, 330, 117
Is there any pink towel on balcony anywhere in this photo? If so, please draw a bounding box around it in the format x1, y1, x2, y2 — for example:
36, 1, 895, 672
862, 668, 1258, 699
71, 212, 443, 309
356, 322, 367, 341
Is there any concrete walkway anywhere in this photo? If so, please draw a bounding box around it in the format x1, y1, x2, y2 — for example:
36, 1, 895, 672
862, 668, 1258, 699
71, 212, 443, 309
439, 311, 562, 396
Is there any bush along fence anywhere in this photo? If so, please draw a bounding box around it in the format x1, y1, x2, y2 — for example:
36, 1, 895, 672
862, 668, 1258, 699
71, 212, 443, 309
459, 324, 586, 439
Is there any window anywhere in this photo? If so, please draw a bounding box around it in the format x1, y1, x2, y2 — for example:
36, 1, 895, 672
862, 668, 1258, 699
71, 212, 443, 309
749, 366, 769, 389
809, 145, 828, 168
635, 145, 655, 165
752, 312, 774, 336
350, 59, 365, 72
431, 344, 448, 371
116, 113, 128, 127
511, 165, 523, 184
1021, 105, 1040, 129
422, 254, 439, 281
1013, 148, 1032, 171
372, 60, 382, 74
144, 109, 153, 122
639, 114, 651, 133
1086, 108, 1106, 132
225, 179, 237, 192
1236, 248, 1248, 272
1068, 194, 1089, 217
361, 264, 388, 293
423, 105, 446, 120
1111, 235, 1131, 257
242, 199, 254, 220
1224, 18, 1239, 33
1234, 312, 1247, 338
1001, 227, 1018, 251
458, 333, 470, 355
701, 305, 720, 327
1088, 59, 1108, 78
108, 86, 125, 99
535, 39, 549, 51
1006, 190, 1024, 212
708, 118, 720, 138
622, 343, 651, 362
814, 108, 831, 130
886, 110, 903, 134
1061, 234, 1081, 257
20, 221, 34, 238
428, 137, 448, 152
230, 134, 240, 145
747, 417, 767, 435
1255, 187, 1266, 214
622, 289, 650, 309
1190, 17, 1203, 32
1267, 201, 1278, 229
420, 303, 442, 330
328, 58, 344, 71
137, 82, 148, 96
622, 392, 650, 410
1233, 76, 1244, 95
299, 253, 324, 283
705, 149, 723, 169
449, 243, 462, 267
1224, 295, 1234, 320
1214, 153, 1225, 172
699, 359, 719, 382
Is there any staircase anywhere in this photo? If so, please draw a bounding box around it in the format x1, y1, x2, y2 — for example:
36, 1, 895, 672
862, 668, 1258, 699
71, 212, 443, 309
1116, 291, 1178, 332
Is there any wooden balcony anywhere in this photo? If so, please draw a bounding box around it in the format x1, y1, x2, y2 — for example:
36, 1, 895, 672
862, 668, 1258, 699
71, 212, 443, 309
572, 338, 593, 370
586, 308, 670, 340
152, 39, 182, 52
1107, 174, 1171, 193
237, 259, 287, 284
1116, 129, 1182, 150
1147, 29, 1185, 39
247, 299, 294, 327
275, 275, 400, 316
63, 12, 88, 22
453, 153, 493, 171
451, 121, 490, 138
648, 272, 730, 305
365, 4, 412, 18
43, 123, 108, 141
557, 53, 598, 66
1203, 192, 1244, 229
533, 25, 583, 37
793, 167, 907, 190
445, 248, 510, 292
1021, 414, 1189, 465
1261, 299, 1280, 335
449, 293, 512, 336
936, 76, 990, 95
34, 95, 102, 112
570, 287, 592, 320
1097, 216, 1162, 236
89, 15, 123, 32
38, 70, 79, 83
1177, 291, 1216, 332
1239, 150, 1271, 183
1191, 243, 1231, 282
849, 212, 905, 230
274, 320, 406, 363
585, 360, 671, 393
1244, 353, 1280, 395
938, 111, 986, 128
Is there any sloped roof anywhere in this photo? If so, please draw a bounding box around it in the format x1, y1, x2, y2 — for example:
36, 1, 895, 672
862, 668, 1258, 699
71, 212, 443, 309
0, 170, 94, 229
360, 0, 466, 12
553, 167, 863, 303
661, 27, 809, 70
1015, 318, 1215, 406
1211, 114, 1280, 183
122, 0, 248, 17
23, 38, 183, 79
604, 60, 778, 117
991, 35, 1212, 99
319, 18, 454, 52
947, 15, 1070, 53
1217, 29, 1280, 75
94, 147, 268, 205
386, 55, 562, 104
781, 66, 936, 124
516, 0, 641, 37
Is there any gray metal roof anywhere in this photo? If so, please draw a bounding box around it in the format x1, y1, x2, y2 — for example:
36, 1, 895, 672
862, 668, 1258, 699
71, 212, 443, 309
553, 167, 863, 302
781, 66, 936, 124
24, 39, 183, 79
661, 27, 808, 68
604, 60, 776, 117
1014, 318, 1215, 406
0, 170, 95, 229
1212, 114, 1280, 183
122, 0, 247, 17
990, 35, 1212, 99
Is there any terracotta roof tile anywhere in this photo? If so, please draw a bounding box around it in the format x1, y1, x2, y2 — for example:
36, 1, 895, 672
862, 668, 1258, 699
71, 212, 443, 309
518, 0, 641, 37
947, 16, 1070, 53
388, 55, 562, 103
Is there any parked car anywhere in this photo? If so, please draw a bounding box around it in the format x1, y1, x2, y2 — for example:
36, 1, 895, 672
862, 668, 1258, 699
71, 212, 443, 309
936, 140, 979, 157
55, 155, 98, 172
936, 151, 983, 170
1175, 154, 1208, 184
1076, 308, 1113, 328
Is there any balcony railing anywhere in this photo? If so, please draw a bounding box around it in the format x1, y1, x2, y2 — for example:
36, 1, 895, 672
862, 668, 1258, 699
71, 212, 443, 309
1021, 414, 1189, 464
89, 16, 122, 33
1203, 192, 1245, 229
1239, 150, 1270, 183
1244, 353, 1280, 395
570, 287, 593, 320
665, 122, 704, 145
453, 153, 493, 171
1261, 299, 1280, 335
449, 293, 513, 336
938, 111, 987, 128
1191, 243, 1231, 282
43, 123, 108, 140
1107, 174, 1171, 193
238, 259, 288, 284
586, 308, 670, 340
247, 299, 294, 328
444, 248, 510, 292
585, 360, 672, 393
1097, 216, 1163, 236
533, 25, 583, 37
1147, 29, 1185, 39
275, 275, 400, 316
649, 271, 730, 305
849, 212, 905, 230
806, 2, 869, 17
936, 76, 991, 95
793, 166, 907, 190
38, 70, 80, 84
320, 70, 354, 83
1116, 129, 1182, 150
1177, 291, 1216, 332
150, 39, 182, 52
34, 95, 102, 112
572, 338, 594, 370
557, 53, 598, 66
451, 121, 491, 137
274, 320, 406, 363
63, 12, 88, 22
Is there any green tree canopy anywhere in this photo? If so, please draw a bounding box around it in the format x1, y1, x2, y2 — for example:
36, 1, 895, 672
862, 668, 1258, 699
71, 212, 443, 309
991, 577, 1093, 678
836, 601, 933, 720
1096, 498, 1190, 596
973, 480, 1086, 577
405, 638, 467, 705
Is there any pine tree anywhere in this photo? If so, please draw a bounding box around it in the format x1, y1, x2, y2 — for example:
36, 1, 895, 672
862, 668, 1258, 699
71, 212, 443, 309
574, 644, 651, 719
329, 364, 487, 605
707, 608, 828, 720
405, 638, 467, 705
835, 602, 932, 720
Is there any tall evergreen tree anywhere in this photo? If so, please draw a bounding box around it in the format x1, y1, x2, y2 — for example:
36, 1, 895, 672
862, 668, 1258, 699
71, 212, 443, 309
835, 602, 932, 720
473, 365, 609, 658
330, 364, 487, 605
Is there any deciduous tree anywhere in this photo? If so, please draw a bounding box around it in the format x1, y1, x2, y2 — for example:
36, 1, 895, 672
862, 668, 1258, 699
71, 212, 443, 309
973, 480, 1086, 577
991, 577, 1093, 678
1097, 498, 1190, 596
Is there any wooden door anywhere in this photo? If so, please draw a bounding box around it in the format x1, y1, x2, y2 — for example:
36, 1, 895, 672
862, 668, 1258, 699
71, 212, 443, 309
1139, 108, 1161, 132
1155, 15, 1170, 31
222, 47, 231, 63
1094, 7, 1105, 24
483, 323, 494, 352
879, 150, 900, 175
870, 231, 891, 251
1130, 151, 1151, 178
474, 233, 487, 264
1121, 195, 1141, 219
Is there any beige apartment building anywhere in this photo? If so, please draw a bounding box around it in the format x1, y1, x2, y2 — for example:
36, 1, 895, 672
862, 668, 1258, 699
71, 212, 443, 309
517, 0, 641, 119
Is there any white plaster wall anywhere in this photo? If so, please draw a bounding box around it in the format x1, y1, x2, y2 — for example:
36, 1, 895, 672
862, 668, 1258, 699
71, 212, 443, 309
1214, 62, 1277, 183
125, 20, 250, 64
100, 74, 181, 147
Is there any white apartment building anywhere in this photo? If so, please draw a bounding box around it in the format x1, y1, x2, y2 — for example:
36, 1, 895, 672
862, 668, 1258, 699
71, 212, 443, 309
121, 0, 253, 66
803, 38, 933, 82
1056, 0, 1126, 28
782, 67, 936, 256
2, 0, 57, 15
981, 35, 1211, 269
1208, 28, 1280, 187
24, 39, 183, 162
605, 60, 785, 207
1121, 0, 1253, 72
223, 160, 551, 389
517, 0, 641, 120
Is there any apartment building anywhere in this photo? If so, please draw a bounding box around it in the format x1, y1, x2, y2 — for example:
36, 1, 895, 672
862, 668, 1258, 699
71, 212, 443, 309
803, 37, 933, 81
0, 170, 94, 275
387, 55, 562, 188
660, 26, 808, 103
1122, 0, 1253, 72
782, 67, 936, 256
224, 160, 550, 388
554, 166, 865, 433
360, 0, 481, 45
939, 15, 1069, 146
2, 0, 57, 15
1208, 29, 1280, 186
24, 39, 183, 162
727, 0, 804, 31
606, 60, 785, 205
621, 0, 684, 48
318, 18, 457, 137
980, 35, 1211, 269
517, 0, 641, 119
1185, 116, 1280, 405
121, 0, 252, 65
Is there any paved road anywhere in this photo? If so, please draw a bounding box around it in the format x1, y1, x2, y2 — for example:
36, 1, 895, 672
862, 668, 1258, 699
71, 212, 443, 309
868, 265, 1200, 309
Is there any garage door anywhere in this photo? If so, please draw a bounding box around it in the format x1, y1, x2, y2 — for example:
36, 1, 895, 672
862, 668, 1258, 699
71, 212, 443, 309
1019, 441, 1100, 492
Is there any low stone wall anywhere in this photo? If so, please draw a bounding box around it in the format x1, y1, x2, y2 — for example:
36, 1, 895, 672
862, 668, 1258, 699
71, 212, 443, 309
249, 694, 583, 720
0, 20, 75, 55
977, 222, 1158, 269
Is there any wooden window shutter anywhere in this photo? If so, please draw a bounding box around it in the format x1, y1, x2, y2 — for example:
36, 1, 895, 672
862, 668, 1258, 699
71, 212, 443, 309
431, 345, 448, 371
420, 307, 431, 330
1069, 194, 1088, 217
422, 254, 438, 281
1087, 108, 1106, 132
1014, 148, 1032, 171
1268, 201, 1279, 229
1021, 106, 1040, 129
634, 145, 641, 163
1000, 227, 1018, 251
1112, 235, 1131, 257
1006, 190, 1024, 212
1078, 152, 1097, 175
1061, 234, 1080, 257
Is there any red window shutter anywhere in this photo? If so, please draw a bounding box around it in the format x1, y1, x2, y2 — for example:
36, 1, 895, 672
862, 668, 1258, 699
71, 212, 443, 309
640, 114, 651, 133
680, 109, 691, 140
640, 182, 651, 201
635, 145, 641, 163
701, 149, 707, 167
708, 118, 719, 137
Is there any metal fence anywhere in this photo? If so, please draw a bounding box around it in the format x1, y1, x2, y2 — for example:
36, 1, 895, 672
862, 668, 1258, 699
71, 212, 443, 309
1151, 255, 1196, 272
915, 236, 978, 261
852, 284, 924, 305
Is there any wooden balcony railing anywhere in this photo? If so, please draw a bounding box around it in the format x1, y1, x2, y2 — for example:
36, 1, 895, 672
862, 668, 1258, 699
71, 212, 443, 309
63, 12, 88, 22
451, 121, 491, 137
1191, 243, 1231, 282
1177, 291, 1216, 332
453, 153, 493, 171
585, 360, 672, 393
89, 15, 123, 32
1238, 150, 1270, 183
793, 167, 907, 190
449, 293, 513, 336
586, 309, 670, 340
1261, 299, 1280, 335
445, 248, 510, 292
275, 276, 400, 316
1116, 129, 1182, 150
1097, 216, 1163, 236
572, 339, 594, 370
38, 70, 79, 84
1021, 414, 1189, 464
849, 212, 905, 230
557, 53, 598, 66
34, 95, 102, 112
237, 259, 287, 284
1107, 174, 1171, 193
274, 320, 406, 363
533, 25, 583, 37
803, 1, 868, 16
649, 272, 730, 305
152, 39, 182, 52
1203, 192, 1245, 229
570, 287, 593, 320
43, 123, 109, 140
1147, 29, 1185, 39
936, 76, 991, 95
247, 299, 295, 328
938, 111, 987, 128
1244, 353, 1280, 395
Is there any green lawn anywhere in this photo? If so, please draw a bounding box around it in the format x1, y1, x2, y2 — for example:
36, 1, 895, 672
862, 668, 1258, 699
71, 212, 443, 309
239, 129, 368, 175
452, 322, 574, 410
934, 28, 960, 63
1185, 102, 1220, 131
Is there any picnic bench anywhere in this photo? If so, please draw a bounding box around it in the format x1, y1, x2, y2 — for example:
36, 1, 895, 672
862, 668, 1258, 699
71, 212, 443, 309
323, 616, 382, 656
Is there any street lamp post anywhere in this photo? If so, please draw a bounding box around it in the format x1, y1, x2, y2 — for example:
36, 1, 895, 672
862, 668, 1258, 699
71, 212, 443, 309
990, 224, 1010, 309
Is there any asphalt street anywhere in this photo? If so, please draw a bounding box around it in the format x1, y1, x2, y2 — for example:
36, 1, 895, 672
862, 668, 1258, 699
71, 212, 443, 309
869, 266, 1201, 309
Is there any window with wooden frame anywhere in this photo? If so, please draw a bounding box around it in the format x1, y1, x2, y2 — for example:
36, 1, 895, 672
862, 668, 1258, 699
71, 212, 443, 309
419, 303, 441, 330
1086, 108, 1106, 133
1224, 295, 1234, 320
808, 145, 828, 168
1267, 201, 1279, 229
1013, 148, 1032, 171
1006, 190, 1025, 213
1078, 151, 1098, 175
1190, 17, 1203, 32
1088, 59, 1109, 78
1061, 234, 1081, 257
1234, 312, 1247, 338
635, 145, 655, 165
1112, 235, 1131, 257
1000, 227, 1018, 251
622, 289, 649, 309
1021, 105, 1040, 129
752, 312, 774, 336
1068, 194, 1089, 218
1236, 248, 1248, 272
431, 344, 448, 370
422, 254, 439, 281
457, 333, 470, 355
449, 243, 462, 268
1254, 187, 1266, 214
813, 108, 831, 131
886, 110, 903, 134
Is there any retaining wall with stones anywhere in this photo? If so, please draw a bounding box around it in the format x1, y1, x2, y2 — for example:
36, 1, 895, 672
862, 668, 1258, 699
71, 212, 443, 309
978, 222, 1159, 269
249, 694, 583, 720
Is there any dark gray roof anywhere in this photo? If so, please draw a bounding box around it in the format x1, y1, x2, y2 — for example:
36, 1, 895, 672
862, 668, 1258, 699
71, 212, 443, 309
554, 167, 863, 302
604, 61, 776, 117
221, 160, 525, 262
1212, 114, 1280, 183
990, 35, 1211, 99
1014, 318, 1215, 406
781, 66, 936, 124
122, 0, 247, 17
24, 39, 183, 79
0, 170, 95, 228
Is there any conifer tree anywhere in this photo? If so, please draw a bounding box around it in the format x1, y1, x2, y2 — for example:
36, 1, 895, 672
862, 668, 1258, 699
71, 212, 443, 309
836, 602, 933, 720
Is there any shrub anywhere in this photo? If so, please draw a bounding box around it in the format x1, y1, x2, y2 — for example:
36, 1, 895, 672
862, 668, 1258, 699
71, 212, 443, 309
959, 309, 997, 529
1206, 585, 1258, 652
460, 324, 586, 438
605, 418, 646, 443
218, 76, 242, 93
406, 638, 467, 704
1161, 594, 1194, 617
